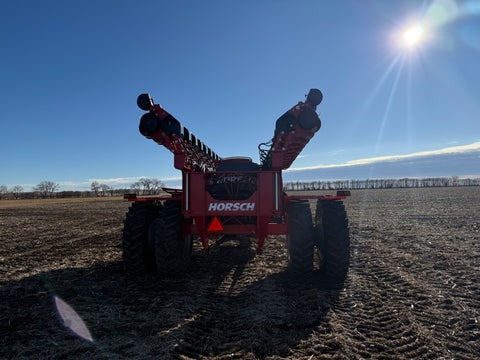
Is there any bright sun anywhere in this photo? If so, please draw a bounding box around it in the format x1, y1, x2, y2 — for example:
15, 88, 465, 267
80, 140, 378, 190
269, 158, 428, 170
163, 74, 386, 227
403, 25, 424, 46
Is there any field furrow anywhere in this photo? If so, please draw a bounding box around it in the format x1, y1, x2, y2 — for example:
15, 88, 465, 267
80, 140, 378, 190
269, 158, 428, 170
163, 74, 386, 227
1, 188, 479, 359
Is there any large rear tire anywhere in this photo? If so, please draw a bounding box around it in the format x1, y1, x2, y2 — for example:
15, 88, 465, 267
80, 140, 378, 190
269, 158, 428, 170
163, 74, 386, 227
122, 201, 161, 275
314, 199, 350, 287
154, 200, 193, 276
286, 200, 314, 274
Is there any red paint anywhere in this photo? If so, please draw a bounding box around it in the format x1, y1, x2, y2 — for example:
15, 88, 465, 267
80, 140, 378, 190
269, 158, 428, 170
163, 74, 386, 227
132, 92, 343, 254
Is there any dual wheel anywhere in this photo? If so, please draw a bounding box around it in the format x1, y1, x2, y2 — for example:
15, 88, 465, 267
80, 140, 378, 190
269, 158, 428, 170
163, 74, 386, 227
287, 199, 350, 287
122, 200, 192, 276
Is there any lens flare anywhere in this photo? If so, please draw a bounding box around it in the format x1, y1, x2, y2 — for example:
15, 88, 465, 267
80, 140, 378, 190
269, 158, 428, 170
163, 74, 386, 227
54, 296, 94, 342
403, 25, 424, 46
425, 0, 459, 27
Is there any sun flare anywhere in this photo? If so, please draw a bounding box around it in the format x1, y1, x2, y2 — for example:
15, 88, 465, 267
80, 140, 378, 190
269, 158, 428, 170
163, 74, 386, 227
403, 25, 424, 46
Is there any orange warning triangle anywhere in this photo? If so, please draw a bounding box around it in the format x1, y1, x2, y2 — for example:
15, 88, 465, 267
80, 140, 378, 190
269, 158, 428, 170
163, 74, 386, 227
208, 217, 223, 232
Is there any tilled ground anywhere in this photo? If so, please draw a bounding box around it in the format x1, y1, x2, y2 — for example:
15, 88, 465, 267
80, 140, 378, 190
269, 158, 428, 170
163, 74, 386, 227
1, 187, 479, 359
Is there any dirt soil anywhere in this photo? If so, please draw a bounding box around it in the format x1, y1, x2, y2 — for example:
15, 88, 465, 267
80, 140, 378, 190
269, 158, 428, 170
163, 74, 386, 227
1, 187, 479, 359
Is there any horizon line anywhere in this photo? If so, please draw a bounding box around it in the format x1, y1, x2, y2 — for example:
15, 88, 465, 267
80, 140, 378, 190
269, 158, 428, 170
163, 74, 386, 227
3, 141, 480, 191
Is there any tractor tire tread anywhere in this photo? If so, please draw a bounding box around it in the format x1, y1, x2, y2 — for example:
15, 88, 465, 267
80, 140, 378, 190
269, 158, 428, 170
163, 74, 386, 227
287, 200, 314, 274
122, 201, 158, 276
316, 199, 350, 287
155, 200, 191, 276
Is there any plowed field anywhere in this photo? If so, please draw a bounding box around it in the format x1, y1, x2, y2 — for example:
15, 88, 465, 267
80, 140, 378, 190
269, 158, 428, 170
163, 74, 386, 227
1, 187, 479, 359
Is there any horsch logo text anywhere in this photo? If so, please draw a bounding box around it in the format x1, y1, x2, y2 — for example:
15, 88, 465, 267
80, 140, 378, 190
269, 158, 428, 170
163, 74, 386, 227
208, 202, 255, 211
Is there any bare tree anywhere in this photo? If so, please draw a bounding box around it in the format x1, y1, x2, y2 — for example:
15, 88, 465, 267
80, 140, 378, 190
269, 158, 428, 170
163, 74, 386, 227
283, 176, 480, 191
91, 181, 100, 196
100, 183, 111, 196
130, 178, 165, 195
150, 178, 165, 194
33, 181, 59, 198
0, 185, 7, 200
12, 185, 24, 200
130, 181, 141, 193
139, 178, 152, 194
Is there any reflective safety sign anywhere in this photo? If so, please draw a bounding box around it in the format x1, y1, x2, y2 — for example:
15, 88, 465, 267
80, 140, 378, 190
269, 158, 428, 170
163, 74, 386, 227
208, 217, 223, 232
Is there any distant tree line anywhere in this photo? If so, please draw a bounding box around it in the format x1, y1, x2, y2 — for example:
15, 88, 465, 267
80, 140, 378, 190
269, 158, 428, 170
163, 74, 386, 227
2, 176, 478, 200
33, 181, 59, 198
1, 185, 26, 200
284, 176, 480, 191
90, 181, 115, 197
129, 178, 165, 195
0, 177, 166, 200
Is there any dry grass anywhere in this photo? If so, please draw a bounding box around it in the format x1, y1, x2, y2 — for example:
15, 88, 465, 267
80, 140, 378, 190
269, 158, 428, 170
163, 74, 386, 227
0, 197, 124, 208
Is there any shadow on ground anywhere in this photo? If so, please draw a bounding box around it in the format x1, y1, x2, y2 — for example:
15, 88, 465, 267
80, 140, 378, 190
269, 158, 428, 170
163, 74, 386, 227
1, 236, 341, 359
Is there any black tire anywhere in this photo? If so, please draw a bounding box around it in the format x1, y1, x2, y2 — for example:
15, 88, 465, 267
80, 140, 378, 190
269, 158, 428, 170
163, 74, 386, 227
314, 199, 350, 287
122, 201, 160, 275
286, 200, 314, 274
137, 93, 153, 111
154, 200, 193, 276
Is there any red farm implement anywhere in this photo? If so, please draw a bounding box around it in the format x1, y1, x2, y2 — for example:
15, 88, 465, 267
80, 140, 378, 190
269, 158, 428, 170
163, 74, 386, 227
122, 89, 350, 286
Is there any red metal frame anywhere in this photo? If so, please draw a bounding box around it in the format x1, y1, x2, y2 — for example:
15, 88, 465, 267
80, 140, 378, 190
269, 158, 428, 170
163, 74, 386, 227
132, 93, 342, 254
144, 104, 218, 172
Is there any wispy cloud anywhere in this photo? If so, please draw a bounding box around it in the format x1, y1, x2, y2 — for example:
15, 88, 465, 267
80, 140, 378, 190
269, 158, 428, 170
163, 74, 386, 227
87, 177, 146, 187
8, 142, 479, 191
6, 176, 184, 192
87, 176, 182, 186
327, 148, 348, 156
55, 176, 183, 191
287, 142, 480, 172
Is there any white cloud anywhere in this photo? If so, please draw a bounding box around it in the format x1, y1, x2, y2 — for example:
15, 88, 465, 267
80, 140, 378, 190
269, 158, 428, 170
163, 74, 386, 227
3, 183, 37, 191
287, 142, 480, 172
56, 176, 183, 191
87, 176, 182, 186
87, 177, 146, 187
327, 148, 348, 156
157, 176, 183, 182
7, 142, 479, 191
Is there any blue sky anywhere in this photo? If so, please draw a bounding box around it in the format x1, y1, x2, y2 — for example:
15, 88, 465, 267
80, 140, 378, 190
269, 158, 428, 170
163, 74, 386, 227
1, 0, 479, 191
